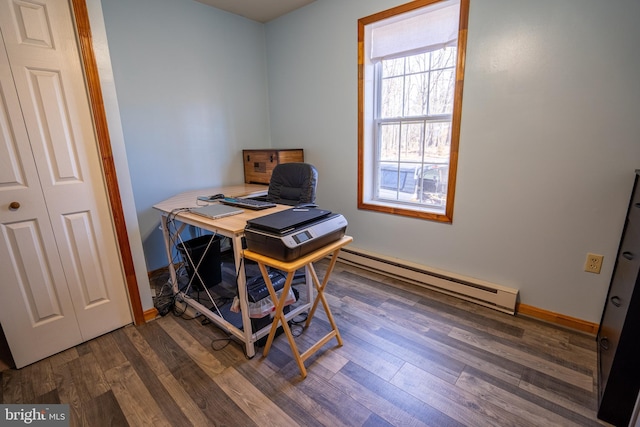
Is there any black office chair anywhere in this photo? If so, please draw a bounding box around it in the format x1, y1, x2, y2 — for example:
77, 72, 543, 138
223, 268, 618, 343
266, 162, 318, 207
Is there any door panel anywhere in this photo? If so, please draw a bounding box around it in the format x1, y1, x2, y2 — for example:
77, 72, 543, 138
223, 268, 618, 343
0, 0, 132, 368
3, 220, 74, 325
27, 68, 82, 183
0, 100, 26, 186
62, 211, 111, 305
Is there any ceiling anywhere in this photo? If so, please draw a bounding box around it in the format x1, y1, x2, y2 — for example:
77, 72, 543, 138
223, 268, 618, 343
194, 0, 317, 23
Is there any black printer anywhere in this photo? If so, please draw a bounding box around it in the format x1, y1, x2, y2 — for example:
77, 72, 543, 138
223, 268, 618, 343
244, 208, 347, 262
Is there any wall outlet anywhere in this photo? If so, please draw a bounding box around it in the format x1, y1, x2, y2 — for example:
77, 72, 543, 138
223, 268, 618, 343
585, 253, 604, 274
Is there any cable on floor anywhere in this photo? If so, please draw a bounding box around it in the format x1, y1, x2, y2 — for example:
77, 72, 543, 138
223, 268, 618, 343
289, 311, 308, 337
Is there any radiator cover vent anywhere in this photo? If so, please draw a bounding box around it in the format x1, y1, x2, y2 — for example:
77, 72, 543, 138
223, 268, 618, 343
337, 247, 518, 314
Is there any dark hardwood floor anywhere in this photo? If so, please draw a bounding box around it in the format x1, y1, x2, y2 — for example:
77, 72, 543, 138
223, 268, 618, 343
0, 259, 610, 426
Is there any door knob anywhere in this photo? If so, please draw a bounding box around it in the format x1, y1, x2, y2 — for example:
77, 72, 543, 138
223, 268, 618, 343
9, 201, 20, 210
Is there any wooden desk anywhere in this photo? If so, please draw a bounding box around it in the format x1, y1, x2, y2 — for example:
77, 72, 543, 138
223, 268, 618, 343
243, 235, 353, 378
154, 184, 303, 358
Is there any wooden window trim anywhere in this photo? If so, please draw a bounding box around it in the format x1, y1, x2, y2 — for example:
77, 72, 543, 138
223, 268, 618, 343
357, 0, 469, 223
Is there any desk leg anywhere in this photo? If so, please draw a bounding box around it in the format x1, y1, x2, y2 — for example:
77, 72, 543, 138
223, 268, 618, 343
305, 250, 343, 347
232, 235, 256, 358
160, 215, 187, 294
259, 263, 308, 378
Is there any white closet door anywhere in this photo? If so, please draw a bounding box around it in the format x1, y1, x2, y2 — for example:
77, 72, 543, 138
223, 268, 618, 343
0, 0, 132, 368
0, 26, 84, 367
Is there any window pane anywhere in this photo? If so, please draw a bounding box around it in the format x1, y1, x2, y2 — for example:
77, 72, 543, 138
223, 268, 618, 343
382, 57, 405, 77
431, 47, 457, 69
406, 53, 428, 74
380, 76, 404, 118
424, 121, 452, 157
377, 162, 418, 201
428, 68, 455, 115
415, 162, 448, 206
379, 123, 400, 161
404, 73, 428, 117
399, 122, 424, 162
378, 162, 400, 191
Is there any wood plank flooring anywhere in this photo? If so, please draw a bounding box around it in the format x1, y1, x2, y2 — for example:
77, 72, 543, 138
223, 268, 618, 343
0, 260, 611, 427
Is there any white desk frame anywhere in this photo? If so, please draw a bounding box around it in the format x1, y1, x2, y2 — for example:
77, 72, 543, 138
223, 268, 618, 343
153, 184, 314, 358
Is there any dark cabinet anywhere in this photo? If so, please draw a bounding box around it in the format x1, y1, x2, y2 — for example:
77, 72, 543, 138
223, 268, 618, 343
597, 170, 640, 426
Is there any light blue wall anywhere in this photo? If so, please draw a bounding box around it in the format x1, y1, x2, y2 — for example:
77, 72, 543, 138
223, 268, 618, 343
265, 0, 640, 322
102, 0, 640, 322
101, 0, 270, 271
87, 0, 153, 310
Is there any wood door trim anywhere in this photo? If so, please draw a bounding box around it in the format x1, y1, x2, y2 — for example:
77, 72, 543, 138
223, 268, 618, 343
70, 0, 144, 325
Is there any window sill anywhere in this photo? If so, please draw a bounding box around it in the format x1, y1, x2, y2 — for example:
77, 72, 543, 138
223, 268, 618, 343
358, 199, 452, 223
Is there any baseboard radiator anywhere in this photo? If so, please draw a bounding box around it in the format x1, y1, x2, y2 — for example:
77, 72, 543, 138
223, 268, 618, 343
337, 247, 518, 314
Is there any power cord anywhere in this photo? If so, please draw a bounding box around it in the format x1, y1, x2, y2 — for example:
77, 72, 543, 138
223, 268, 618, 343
289, 311, 308, 337
210, 335, 232, 351
154, 280, 176, 316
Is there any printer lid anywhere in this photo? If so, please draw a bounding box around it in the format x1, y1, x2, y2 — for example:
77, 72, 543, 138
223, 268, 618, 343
246, 208, 332, 234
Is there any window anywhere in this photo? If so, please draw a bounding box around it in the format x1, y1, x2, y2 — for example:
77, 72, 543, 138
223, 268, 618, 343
358, 0, 469, 222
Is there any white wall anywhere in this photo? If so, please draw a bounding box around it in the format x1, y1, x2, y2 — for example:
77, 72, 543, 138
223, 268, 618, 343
265, 0, 640, 322
101, 0, 271, 271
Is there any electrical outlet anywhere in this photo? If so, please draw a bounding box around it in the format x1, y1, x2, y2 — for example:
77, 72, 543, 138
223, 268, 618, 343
585, 253, 604, 274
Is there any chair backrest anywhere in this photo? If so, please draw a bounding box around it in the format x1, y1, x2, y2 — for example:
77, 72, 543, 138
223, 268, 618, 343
267, 163, 318, 206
